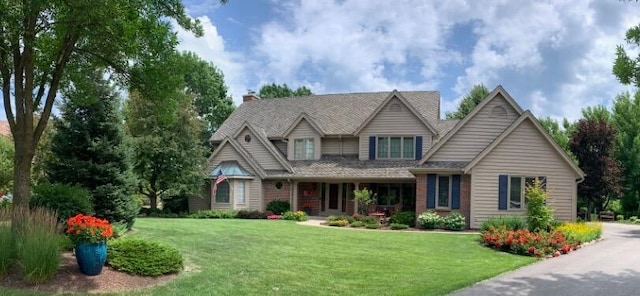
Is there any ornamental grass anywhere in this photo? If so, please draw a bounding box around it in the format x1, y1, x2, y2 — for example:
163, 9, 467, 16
14, 206, 62, 283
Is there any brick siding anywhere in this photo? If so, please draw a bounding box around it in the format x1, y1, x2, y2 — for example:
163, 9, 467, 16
262, 181, 291, 212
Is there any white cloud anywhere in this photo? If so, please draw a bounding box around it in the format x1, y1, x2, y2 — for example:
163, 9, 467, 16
250, 0, 640, 120
174, 16, 248, 106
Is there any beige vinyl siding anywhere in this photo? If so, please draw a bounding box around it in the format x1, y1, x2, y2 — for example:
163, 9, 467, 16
321, 137, 359, 155
235, 127, 284, 170
203, 143, 262, 211
271, 140, 287, 156
430, 95, 519, 162
286, 119, 321, 160
469, 120, 577, 228
358, 98, 433, 160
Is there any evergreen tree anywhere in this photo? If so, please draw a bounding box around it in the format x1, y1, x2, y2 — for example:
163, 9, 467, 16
46, 70, 138, 228
258, 83, 313, 99
612, 91, 640, 214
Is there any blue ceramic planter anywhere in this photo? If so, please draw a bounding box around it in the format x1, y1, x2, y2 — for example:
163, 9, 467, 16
75, 241, 107, 276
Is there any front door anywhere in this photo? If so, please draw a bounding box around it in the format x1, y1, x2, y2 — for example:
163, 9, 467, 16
323, 183, 342, 214
328, 183, 339, 210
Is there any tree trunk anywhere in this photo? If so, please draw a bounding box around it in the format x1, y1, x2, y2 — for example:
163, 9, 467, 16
11, 140, 35, 235
149, 191, 158, 210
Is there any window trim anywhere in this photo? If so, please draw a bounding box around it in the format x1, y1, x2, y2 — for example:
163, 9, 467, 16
436, 175, 452, 209
507, 176, 547, 210
376, 136, 416, 159
293, 138, 315, 160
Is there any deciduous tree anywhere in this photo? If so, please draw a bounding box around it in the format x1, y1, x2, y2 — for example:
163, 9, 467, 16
0, 0, 214, 210
445, 84, 490, 120
569, 118, 622, 219
258, 83, 313, 99
612, 91, 640, 214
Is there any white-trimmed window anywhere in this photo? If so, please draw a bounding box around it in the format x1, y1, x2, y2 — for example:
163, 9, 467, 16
377, 136, 414, 159
437, 175, 451, 208
294, 138, 314, 160
215, 182, 230, 204
235, 181, 246, 204
509, 176, 547, 209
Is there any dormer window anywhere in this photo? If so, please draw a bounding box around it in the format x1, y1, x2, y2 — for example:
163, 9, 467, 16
294, 138, 314, 160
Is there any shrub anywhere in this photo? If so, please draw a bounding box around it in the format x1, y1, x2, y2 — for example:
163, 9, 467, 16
107, 239, 183, 276
361, 216, 378, 225
16, 207, 61, 283
188, 209, 238, 219
630, 216, 638, 223
481, 216, 527, 231
526, 179, 553, 232
236, 210, 268, 219
390, 223, 409, 230
442, 213, 466, 231
556, 222, 602, 245
617, 214, 625, 221
162, 195, 189, 214
266, 200, 290, 215
282, 211, 309, 221
365, 223, 381, 229
350, 221, 365, 228
328, 219, 349, 227
352, 213, 363, 221
0, 194, 11, 210
418, 211, 442, 229
353, 188, 375, 215
327, 215, 355, 224
57, 234, 74, 252
390, 211, 415, 227
30, 183, 93, 222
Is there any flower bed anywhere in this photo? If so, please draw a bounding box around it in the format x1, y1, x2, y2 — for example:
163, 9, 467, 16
480, 222, 602, 258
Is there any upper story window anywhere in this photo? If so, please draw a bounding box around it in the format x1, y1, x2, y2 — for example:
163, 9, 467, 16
376, 136, 414, 159
294, 138, 314, 160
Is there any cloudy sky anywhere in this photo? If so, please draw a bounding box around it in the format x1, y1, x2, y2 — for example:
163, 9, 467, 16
175, 0, 640, 121
1, 0, 639, 122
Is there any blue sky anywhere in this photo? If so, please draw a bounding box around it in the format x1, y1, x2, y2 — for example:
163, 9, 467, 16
2, 0, 640, 122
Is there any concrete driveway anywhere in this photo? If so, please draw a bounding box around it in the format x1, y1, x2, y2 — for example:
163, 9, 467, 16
451, 223, 640, 296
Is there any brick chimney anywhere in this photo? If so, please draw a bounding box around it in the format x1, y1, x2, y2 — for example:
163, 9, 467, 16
243, 91, 260, 102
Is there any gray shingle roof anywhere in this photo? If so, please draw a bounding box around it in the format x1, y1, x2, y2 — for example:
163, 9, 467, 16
267, 156, 417, 179
211, 91, 442, 142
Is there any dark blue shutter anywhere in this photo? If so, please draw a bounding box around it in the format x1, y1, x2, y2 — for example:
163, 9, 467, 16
498, 175, 508, 210
369, 136, 376, 160
451, 175, 461, 209
427, 174, 436, 209
415, 136, 423, 160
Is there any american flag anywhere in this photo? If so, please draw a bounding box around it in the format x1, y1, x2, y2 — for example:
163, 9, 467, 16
211, 171, 227, 197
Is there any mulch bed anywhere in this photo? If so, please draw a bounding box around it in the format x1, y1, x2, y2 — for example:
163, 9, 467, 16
0, 252, 177, 294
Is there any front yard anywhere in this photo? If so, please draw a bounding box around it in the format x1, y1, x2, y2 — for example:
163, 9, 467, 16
0, 218, 535, 295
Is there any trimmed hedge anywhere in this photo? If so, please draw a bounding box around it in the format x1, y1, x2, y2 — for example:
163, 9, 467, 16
107, 239, 183, 276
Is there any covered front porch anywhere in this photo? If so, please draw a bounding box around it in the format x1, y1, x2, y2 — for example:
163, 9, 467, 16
294, 180, 416, 217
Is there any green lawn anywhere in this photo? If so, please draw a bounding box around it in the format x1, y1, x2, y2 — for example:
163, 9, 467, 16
0, 218, 535, 296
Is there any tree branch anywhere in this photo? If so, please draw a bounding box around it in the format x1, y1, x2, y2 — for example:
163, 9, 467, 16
34, 33, 78, 144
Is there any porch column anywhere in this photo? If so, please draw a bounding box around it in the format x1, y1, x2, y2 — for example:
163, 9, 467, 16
354, 182, 359, 214
292, 181, 299, 211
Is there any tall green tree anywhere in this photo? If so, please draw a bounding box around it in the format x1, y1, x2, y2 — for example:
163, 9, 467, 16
0, 0, 216, 209
569, 118, 622, 219
614, 24, 640, 87
582, 105, 611, 123
180, 51, 234, 145
612, 91, 640, 214
445, 84, 490, 120
258, 83, 313, 99
538, 116, 576, 161
45, 70, 138, 227
126, 90, 206, 210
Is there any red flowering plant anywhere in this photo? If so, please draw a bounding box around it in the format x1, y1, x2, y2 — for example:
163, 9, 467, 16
66, 214, 114, 244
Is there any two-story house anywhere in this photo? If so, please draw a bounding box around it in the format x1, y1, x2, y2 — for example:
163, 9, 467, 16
190, 86, 584, 228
